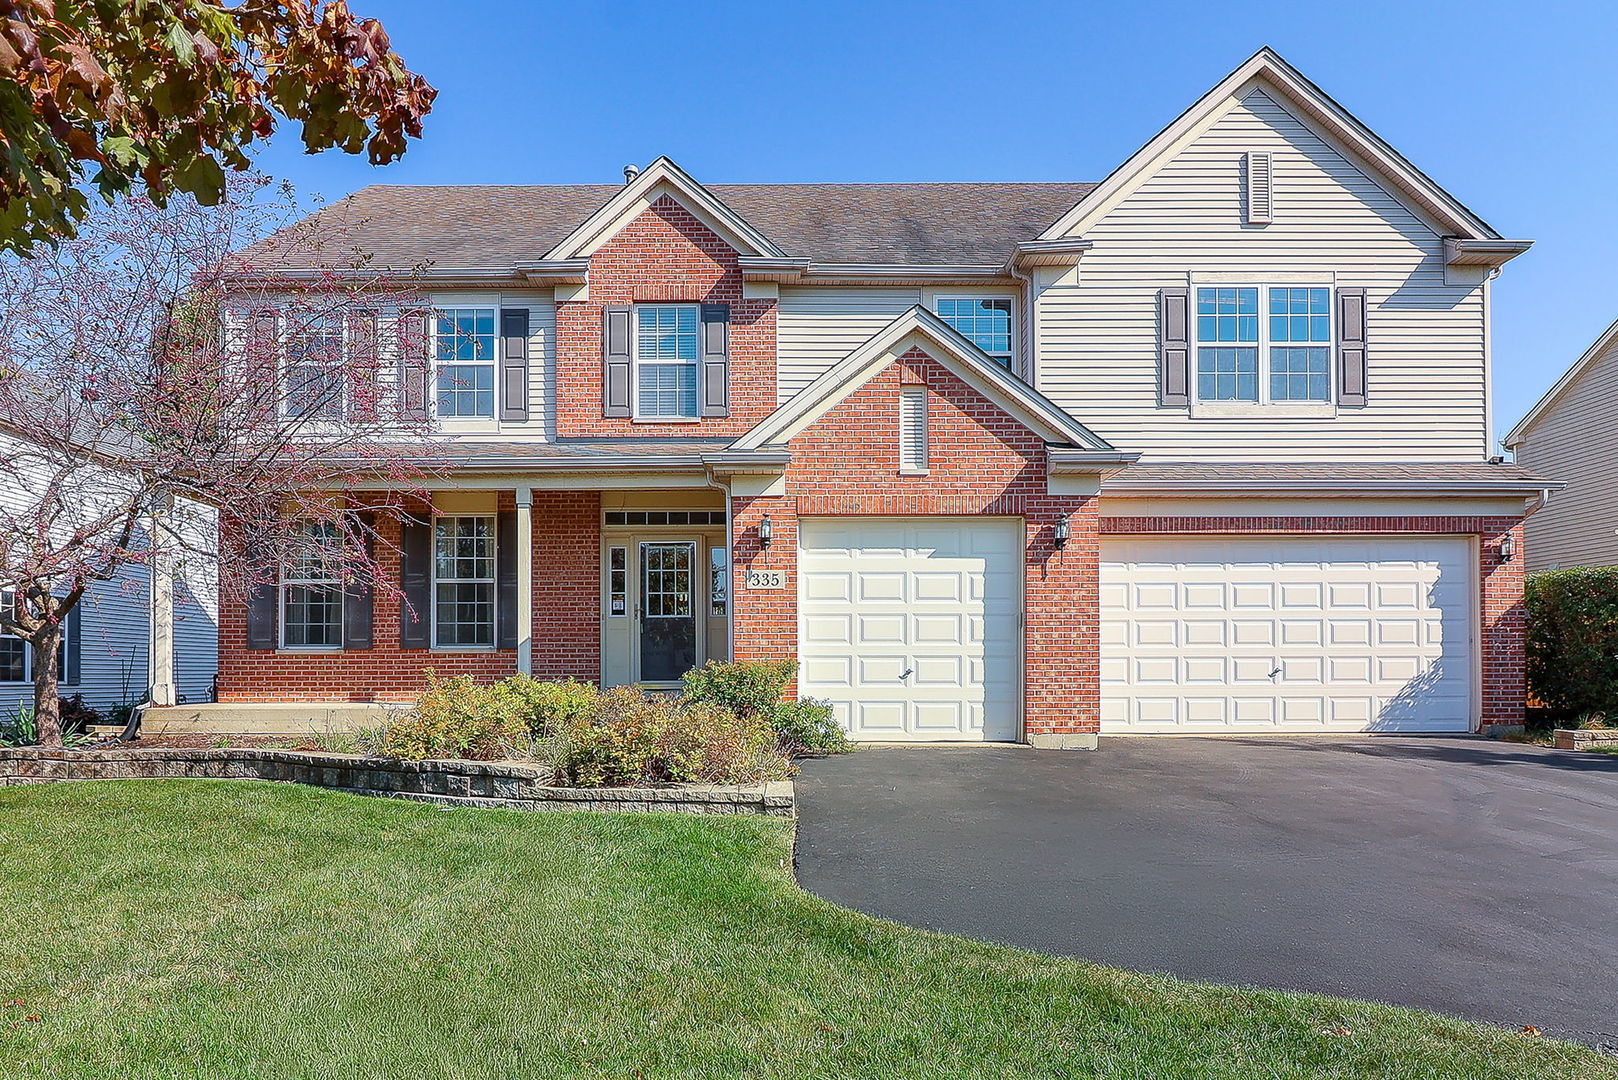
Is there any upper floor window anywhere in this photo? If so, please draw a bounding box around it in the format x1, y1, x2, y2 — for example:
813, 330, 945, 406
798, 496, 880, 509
936, 297, 1013, 368
1195, 286, 1332, 404
635, 305, 699, 419
433, 516, 495, 647
281, 522, 343, 649
283, 311, 346, 419
435, 308, 496, 418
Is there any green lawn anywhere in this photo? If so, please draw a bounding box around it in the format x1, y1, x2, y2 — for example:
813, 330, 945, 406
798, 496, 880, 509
0, 782, 1610, 1080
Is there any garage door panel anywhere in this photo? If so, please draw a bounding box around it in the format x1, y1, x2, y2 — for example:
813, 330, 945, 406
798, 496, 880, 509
800, 517, 1021, 743
1102, 535, 1473, 734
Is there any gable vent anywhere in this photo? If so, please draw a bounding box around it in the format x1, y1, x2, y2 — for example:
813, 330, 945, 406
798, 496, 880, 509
899, 386, 928, 472
1245, 150, 1273, 225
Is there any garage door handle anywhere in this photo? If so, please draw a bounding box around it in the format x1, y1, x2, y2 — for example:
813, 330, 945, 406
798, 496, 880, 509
1269, 666, 1283, 680
900, 668, 914, 680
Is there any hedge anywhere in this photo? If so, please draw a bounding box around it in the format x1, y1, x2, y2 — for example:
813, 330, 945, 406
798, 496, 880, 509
1525, 566, 1618, 718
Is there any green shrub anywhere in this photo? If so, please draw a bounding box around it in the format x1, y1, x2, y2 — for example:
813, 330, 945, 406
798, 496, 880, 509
682, 660, 851, 755
494, 675, 600, 736
545, 686, 791, 787
1526, 568, 1618, 722
378, 672, 529, 761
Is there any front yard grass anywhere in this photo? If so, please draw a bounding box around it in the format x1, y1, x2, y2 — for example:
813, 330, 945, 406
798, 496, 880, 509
0, 781, 1610, 1080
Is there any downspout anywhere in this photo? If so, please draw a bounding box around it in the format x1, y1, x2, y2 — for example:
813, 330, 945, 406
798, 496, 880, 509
1008, 258, 1037, 385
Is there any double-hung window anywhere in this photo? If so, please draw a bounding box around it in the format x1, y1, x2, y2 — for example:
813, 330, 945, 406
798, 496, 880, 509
281, 522, 343, 648
434, 308, 497, 418
283, 311, 346, 419
936, 297, 1014, 368
635, 305, 699, 419
433, 516, 495, 647
0, 591, 27, 681
1195, 285, 1332, 405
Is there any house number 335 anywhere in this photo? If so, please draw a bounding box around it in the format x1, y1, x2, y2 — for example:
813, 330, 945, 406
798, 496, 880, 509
745, 569, 785, 590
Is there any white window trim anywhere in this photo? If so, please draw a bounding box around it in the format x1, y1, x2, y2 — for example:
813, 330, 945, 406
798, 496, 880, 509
631, 303, 702, 423
278, 526, 344, 652
1191, 283, 1338, 419
280, 309, 350, 422
899, 385, 929, 475
431, 305, 501, 423
430, 515, 498, 651
932, 294, 1016, 370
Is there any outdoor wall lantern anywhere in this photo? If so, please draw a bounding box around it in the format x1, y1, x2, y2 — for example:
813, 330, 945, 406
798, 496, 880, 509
1499, 534, 1515, 561
759, 515, 773, 547
1053, 516, 1070, 549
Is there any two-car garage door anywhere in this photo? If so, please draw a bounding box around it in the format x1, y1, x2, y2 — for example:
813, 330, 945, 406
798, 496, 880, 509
1100, 536, 1474, 733
797, 521, 1476, 740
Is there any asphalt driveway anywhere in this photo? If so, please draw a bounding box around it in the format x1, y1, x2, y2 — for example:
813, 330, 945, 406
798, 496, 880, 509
795, 737, 1618, 1047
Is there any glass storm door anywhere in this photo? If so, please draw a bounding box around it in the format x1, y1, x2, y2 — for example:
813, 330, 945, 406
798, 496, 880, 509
639, 542, 697, 682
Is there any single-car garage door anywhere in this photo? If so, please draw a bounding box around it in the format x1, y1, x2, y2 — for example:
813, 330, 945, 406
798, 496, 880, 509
1101, 535, 1474, 733
799, 517, 1022, 742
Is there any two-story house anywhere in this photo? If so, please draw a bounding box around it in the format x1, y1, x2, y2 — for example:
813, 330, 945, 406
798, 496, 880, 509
197, 49, 1556, 746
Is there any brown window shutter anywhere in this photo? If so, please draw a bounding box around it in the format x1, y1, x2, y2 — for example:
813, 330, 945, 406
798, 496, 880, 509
1159, 288, 1190, 406
499, 308, 530, 422
248, 310, 280, 418
244, 532, 278, 651
62, 605, 81, 684
699, 303, 730, 417
347, 310, 379, 422
602, 306, 632, 417
1337, 287, 1368, 406
398, 310, 430, 422
399, 516, 432, 648
342, 512, 376, 651
496, 510, 518, 650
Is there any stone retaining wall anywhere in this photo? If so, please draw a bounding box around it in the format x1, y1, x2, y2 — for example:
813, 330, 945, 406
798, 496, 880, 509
0, 748, 794, 816
1554, 728, 1618, 752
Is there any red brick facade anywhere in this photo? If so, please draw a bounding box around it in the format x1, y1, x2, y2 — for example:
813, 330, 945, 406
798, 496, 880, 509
216, 491, 601, 703
1101, 515, 1526, 729
730, 346, 1102, 737
553, 195, 777, 437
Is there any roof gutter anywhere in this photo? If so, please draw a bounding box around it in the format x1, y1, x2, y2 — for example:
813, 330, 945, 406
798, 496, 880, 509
1101, 477, 1568, 498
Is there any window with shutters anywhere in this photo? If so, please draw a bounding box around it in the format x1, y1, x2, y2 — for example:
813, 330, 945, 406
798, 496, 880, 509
434, 308, 497, 418
1195, 285, 1332, 405
634, 305, 700, 419
433, 516, 496, 647
282, 311, 347, 419
0, 591, 70, 681
280, 522, 343, 649
935, 297, 1014, 368
899, 386, 929, 473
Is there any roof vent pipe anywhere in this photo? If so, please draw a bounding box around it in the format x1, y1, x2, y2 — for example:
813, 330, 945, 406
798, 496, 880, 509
623, 164, 639, 184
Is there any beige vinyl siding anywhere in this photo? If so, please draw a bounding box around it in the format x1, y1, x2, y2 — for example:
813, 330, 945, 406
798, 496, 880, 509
521, 299, 557, 439
777, 287, 925, 399
1514, 334, 1618, 570
1035, 88, 1489, 462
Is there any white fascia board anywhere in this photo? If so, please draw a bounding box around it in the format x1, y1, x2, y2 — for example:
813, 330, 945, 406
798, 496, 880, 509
1039, 47, 1503, 244
1504, 315, 1618, 448
542, 158, 786, 261
1100, 478, 1566, 498
1444, 238, 1534, 268
729, 306, 1113, 452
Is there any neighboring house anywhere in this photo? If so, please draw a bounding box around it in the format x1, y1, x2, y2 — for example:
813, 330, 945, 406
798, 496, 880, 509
0, 428, 218, 716
1503, 319, 1618, 571
212, 48, 1556, 745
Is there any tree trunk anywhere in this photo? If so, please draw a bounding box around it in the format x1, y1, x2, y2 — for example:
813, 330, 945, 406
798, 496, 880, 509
32, 625, 61, 748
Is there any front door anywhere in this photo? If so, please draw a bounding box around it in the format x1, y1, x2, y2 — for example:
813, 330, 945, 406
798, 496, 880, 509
639, 541, 697, 682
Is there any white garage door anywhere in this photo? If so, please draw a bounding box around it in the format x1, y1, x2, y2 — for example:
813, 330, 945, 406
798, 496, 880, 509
799, 517, 1022, 742
1101, 536, 1474, 733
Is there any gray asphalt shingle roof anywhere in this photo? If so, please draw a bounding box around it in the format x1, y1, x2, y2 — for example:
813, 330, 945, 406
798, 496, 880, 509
241, 182, 1097, 270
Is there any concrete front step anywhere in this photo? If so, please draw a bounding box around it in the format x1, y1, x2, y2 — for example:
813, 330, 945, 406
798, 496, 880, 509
140, 703, 409, 736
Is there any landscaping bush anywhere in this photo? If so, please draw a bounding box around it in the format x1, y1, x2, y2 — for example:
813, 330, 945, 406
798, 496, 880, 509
496, 675, 599, 736
1525, 567, 1618, 723
377, 672, 531, 761
681, 659, 851, 755
543, 686, 790, 787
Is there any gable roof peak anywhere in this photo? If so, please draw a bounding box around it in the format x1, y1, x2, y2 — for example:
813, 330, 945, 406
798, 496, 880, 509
541, 156, 786, 261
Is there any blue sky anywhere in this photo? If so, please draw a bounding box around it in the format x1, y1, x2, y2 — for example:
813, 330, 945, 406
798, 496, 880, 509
254, 0, 1618, 443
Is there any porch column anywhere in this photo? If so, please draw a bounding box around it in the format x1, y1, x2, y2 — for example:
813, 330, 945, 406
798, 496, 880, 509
148, 499, 176, 707
515, 486, 534, 675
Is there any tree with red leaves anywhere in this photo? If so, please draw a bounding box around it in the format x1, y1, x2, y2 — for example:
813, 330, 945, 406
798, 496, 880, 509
0, 0, 435, 252
0, 172, 433, 745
